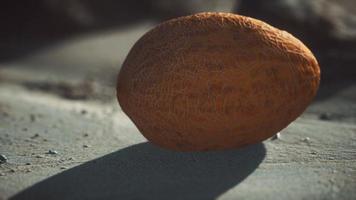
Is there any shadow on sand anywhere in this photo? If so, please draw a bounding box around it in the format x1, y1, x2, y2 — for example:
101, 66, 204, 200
11, 142, 266, 200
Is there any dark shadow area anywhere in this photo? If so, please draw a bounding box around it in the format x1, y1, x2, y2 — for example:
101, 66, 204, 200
10, 142, 266, 200
314, 58, 356, 101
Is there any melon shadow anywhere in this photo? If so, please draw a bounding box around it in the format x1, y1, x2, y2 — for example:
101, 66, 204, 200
11, 142, 266, 200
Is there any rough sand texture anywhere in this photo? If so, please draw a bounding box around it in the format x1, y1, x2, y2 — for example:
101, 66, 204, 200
0, 21, 355, 200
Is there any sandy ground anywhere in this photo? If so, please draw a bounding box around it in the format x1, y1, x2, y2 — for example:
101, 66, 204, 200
0, 21, 355, 200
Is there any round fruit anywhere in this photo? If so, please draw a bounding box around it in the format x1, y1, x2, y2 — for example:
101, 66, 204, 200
117, 12, 320, 151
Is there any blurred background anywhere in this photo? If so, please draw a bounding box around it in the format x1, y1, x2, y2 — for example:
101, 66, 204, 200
1, 1, 356, 199
1, 0, 355, 104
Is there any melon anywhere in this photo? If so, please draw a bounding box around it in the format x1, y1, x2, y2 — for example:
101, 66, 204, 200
117, 12, 320, 151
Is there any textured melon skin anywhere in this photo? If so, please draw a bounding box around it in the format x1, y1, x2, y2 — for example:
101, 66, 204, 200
117, 12, 320, 151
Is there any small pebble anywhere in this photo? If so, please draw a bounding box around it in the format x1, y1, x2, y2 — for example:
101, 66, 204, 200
83, 133, 89, 137
60, 166, 67, 170
319, 113, 331, 120
0, 154, 8, 164
30, 114, 36, 122
31, 133, 39, 139
26, 162, 31, 165
10, 169, 15, 173
83, 144, 89, 148
271, 132, 281, 140
36, 155, 44, 158
302, 137, 310, 142
81, 109, 87, 115
2, 111, 9, 117
47, 150, 58, 155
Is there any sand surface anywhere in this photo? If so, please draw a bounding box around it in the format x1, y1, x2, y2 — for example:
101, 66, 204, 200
0, 21, 355, 200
